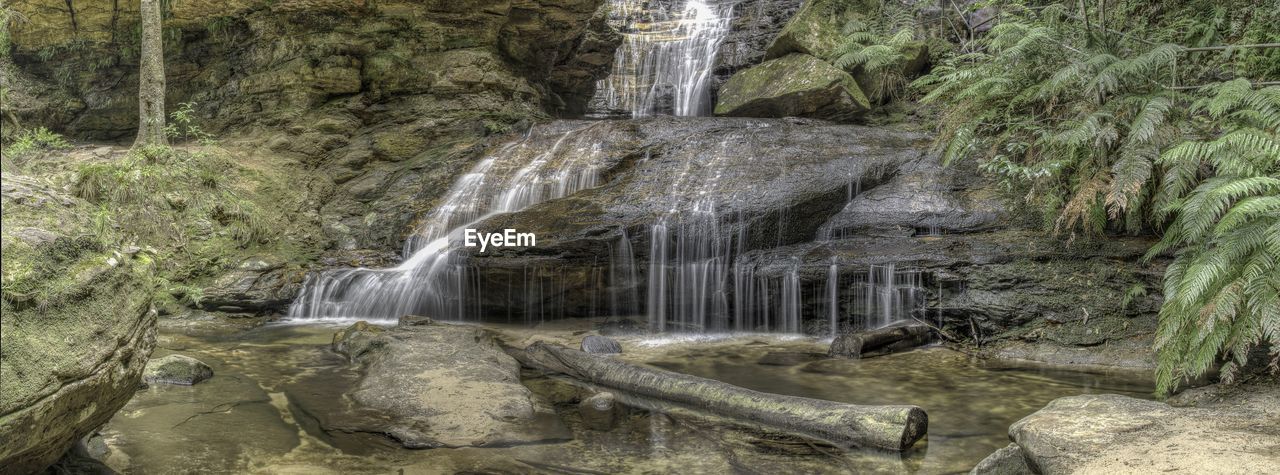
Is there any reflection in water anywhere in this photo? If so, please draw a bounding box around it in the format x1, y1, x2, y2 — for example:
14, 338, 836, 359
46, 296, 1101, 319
98, 322, 1151, 474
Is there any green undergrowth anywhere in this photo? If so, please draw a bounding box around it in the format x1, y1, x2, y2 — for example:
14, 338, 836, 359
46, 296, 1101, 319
3, 126, 318, 314
69, 145, 313, 310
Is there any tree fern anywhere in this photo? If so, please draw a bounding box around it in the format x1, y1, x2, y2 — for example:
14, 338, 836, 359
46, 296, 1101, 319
1146, 82, 1280, 395
914, 2, 1280, 395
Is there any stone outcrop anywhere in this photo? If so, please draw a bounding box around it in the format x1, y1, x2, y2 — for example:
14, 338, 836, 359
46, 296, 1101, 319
5, 0, 615, 137
461, 117, 929, 319
714, 53, 870, 120
5, 0, 618, 252
327, 320, 568, 448
580, 335, 623, 354
199, 257, 305, 313
990, 390, 1280, 474
454, 122, 1160, 349
0, 173, 157, 473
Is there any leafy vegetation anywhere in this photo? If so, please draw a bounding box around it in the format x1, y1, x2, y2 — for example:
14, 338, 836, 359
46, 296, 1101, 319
1, 127, 71, 164
165, 102, 216, 145
832, 5, 922, 101
911, 1, 1278, 395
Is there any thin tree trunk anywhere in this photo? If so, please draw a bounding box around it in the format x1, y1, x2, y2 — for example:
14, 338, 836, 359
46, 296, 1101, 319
134, 0, 166, 147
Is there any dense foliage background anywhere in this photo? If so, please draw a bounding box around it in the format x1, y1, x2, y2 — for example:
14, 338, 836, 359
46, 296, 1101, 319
906, 0, 1278, 395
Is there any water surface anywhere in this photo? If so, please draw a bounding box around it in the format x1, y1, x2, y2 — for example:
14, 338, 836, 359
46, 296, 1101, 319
96, 320, 1150, 474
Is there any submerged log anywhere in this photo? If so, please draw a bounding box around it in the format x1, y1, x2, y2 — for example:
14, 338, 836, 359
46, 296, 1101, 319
829, 324, 932, 359
523, 342, 928, 451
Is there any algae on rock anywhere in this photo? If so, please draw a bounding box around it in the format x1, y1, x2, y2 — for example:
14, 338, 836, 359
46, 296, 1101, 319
0, 172, 158, 472
714, 53, 870, 120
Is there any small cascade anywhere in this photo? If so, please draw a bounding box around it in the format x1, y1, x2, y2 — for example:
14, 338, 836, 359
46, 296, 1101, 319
645, 137, 743, 332
288, 124, 612, 322
851, 263, 926, 329
827, 258, 840, 339
609, 229, 642, 317
589, 0, 736, 117
779, 263, 802, 333
646, 201, 737, 332
816, 173, 862, 241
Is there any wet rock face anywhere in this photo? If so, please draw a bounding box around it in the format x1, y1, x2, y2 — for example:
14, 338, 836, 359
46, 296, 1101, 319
0, 174, 156, 473
819, 156, 1005, 238
712, 0, 804, 93
714, 53, 871, 120
765, 0, 877, 62
5, 0, 614, 137
460, 117, 928, 320
329, 321, 568, 448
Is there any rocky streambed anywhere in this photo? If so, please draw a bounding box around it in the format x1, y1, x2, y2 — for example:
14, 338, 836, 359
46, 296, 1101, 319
79, 313, 1172, 474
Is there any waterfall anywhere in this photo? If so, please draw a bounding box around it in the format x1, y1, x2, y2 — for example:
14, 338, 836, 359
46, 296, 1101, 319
609, 229, 641, 317
852, 263, 925, 329
288, 124, 611, 322
590, 0, 736, 117
779, 263, 801, 333
827, 258, 839, 339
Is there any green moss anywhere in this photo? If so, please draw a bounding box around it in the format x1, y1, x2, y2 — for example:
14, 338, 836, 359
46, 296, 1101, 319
766, 0, 878, 62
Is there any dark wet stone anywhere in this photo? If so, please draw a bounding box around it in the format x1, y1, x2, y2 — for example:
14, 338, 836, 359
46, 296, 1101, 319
581, 335, 622, 354
331, 321, 386, 363
143, 355, 214, 386
398, 315, 435, 327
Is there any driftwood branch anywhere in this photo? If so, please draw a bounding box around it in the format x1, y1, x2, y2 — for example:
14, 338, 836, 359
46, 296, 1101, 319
521, 342, 928, 451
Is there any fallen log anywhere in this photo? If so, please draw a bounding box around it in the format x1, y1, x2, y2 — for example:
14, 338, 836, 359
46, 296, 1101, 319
829, 324, 932, 359
523, 342, 927, 451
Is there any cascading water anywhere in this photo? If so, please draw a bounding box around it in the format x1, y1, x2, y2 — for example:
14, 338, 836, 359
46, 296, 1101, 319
827, 258, 840, 339
589, 0, 736, 117
288, 124, 612, 322
851, 263, 925, 329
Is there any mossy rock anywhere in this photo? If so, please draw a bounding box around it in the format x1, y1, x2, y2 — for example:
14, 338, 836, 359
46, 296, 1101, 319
765, 0, 878, 62
332, 321, 388, 363
1, 173, 156, 472
143, 354, 214, 386
714, 53, 870, 121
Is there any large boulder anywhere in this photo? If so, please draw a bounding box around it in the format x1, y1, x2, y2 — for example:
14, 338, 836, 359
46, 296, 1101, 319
328, 320, 568, 448
0, 173, 156, 473
1005, 393, 1280, 473
765, 0, 877, 61
714, 53, 870, 121
199, 256, 303, 313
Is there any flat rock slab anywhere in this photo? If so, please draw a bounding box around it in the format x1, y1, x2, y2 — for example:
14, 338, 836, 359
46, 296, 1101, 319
1009, 394, 1280, 474
338, 321, 568, 448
